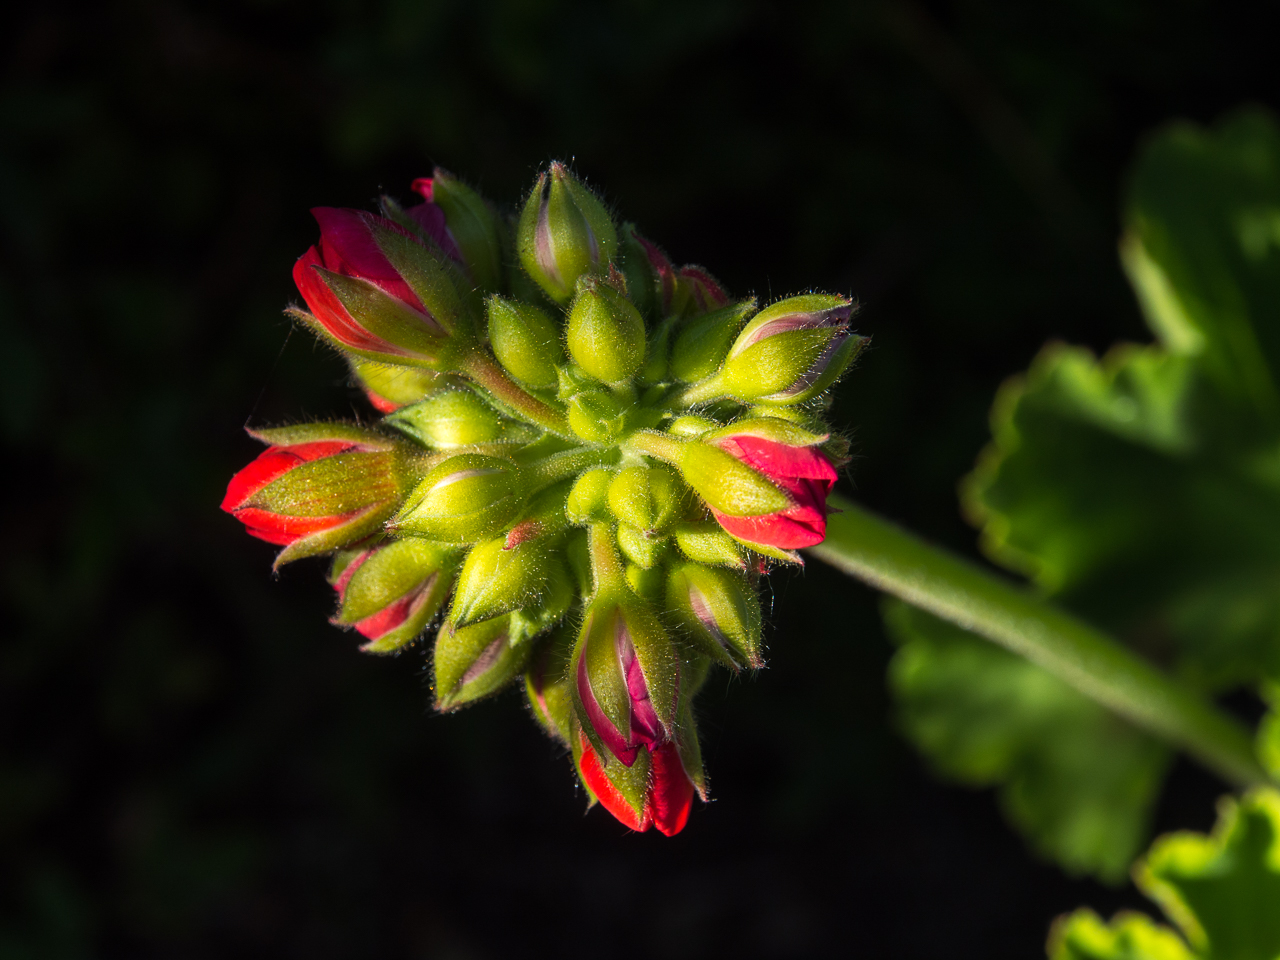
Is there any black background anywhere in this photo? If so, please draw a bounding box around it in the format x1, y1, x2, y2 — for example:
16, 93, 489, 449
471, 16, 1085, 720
3, 1, 1278, 956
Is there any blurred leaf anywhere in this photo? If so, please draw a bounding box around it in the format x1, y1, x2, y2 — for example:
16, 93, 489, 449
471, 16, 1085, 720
1048, 788, 1280, 960
888, 110, 1280, 881
885, 602, 1170, 882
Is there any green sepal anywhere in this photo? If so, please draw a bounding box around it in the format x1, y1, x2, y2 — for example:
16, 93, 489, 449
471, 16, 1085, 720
448, 536, 558, 629
274, 506, 395, 570
331, 538, 461, 654
637, 314, 677, 385
759, 331, 867, 406
702, 416, 828, 450
429, 168, 507, 293
616, 523, 666, 569
625, 562, 665, 602
607, 464, 686, 534
567, 389, 631, 444
566, 468, 615, 524
525, 624, 577, 744
677, 441, 792, 517
571, 716, 652, 821
617, 221, 659, 320
310, 270, 452, 366
674, 653, 712, 801
247, 451, 398, 518
392, 453, 526, 543
367, 218, 474, 340
667, 415, 718, 438
350, 359, 442, 410
665, 562, 763, 670
570, 599, 635, 761
670, 300, 756, 383
508, 557, 573, 641
433, 614, 532, 711
486, 295, 565, 390
386, 388, 538, 449
247, 421, 394, 450
516, 163, 617, 304
566, 275, 647, 384
670, 521, 747, 569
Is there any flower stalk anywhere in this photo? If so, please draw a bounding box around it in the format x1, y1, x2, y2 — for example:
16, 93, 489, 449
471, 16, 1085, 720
807, 494, 1271, 790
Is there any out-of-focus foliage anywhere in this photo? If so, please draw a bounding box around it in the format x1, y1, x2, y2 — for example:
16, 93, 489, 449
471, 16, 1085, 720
889, 110, 1280, 881
1049, 788, 1280, 960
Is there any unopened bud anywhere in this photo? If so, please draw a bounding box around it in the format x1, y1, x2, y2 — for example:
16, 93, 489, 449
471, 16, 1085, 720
671, 521, 746, 569
448, 536, 558, 629
566, 467, 615, 524
677, 440, 792, 518
349, 359, 440, 413
670, 300, 756, 383
222, 424, 413, 567
617, 523, 666, 569
607, 464, 685, 534
617, 222, 662, 319
386, 388, 537, 450
330, 538, 461, 653
666, 563, 763, 670
421, 169, 506, 292
525, 625, 576, 744
434, 614, 530, 710
392, 453, 525, 542
567, 388, 631, 444
715, 294, 863, 404
625, 562, 665, 601
516, 162, 617, 304
677, 266, 730, 316
486, 296, 565, 390
571, 596, 679, 766
566, 276, 647, 384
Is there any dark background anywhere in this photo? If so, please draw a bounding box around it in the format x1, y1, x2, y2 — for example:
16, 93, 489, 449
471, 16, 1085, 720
3, 1, 1278, 956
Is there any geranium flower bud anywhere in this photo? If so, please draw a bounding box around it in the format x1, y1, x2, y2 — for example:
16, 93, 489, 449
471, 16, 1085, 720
392, 453, 525, 543
617, 222, 673, 320
222, 424, 412, 567
290, 208, 472, 368
616, 524, 667, 569
447, 535, 562, 629
677, 265, 730, 316
607, 464, 686, 534
567, 388, 631, 444
348, 358, 439, 413
571, 597, 679, 766
329, 538, 462, 654
566, 276, 647, 384
666, 562, 763, 670
433, 614, 531, 711
516, 162, 617, 304
670, 521, 747, 569
525, 625, 576, 745
411, 169, 506, 292
566, 467, 615, 524
574, 733, 695, 837
385, 388, 537, 450
700, 420, 840, 552
486, 296, 565, 390
670, 300, 756, 383
684, 294, 864, 406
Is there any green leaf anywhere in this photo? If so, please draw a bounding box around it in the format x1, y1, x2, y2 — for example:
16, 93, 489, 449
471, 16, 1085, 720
886, 602, 1171, 882
891, 111, 1280, 882
1049, 788, 1280, 960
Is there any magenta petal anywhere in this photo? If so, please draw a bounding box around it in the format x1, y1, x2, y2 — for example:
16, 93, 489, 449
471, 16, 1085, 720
617, 621, 663, 748
405, 202, 464, 263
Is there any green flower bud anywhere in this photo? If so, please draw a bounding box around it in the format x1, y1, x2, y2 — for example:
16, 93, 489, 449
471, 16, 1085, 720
517, 162, 617, 304
392, 453, 525, 542
617, 523, 666, 569
617, 221, 659, 320
566, 276, 646, 384
670, 300, 756, 383
607, 464, 685, 534
429, 168, 506, 292
566, 467, 615, 524
671, 521, 747, 569
508, 558, 573, 640
434, 614, 531, 711
386, 388, 538, 449
329, 538, 462, 653
567, 389, 630, 444
525, 624, 576, 744
448, 536, 561, 629
350, 359, 440, 413
666, 563, 763, 670
486, 296, 565, 390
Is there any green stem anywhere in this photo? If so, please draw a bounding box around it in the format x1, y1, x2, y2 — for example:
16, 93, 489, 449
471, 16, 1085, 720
461, 350, 572, 439
587, 522, 627, 594
807, 494, 1270, 789
621, 428, 686, 465
666, 374, 726, 409
525, 446, 618, 488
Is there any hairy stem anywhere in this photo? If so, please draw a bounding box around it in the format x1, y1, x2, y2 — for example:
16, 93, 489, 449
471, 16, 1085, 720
460, 349, 572, 438
807, 494, 1270, 789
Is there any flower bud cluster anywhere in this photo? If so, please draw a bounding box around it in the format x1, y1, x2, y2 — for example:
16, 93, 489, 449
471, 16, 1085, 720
224, 164, 863, 834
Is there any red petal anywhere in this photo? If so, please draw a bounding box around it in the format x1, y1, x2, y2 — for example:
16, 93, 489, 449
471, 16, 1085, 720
711, 507, 827, 550
231, 506, 360, 545
353, 576, 435, 640
293, 249, 404, 355
578, 732, 651, 832
311, 207, 426, 313
364, 389, 401, 414
222, 441, 353, 512
649, 742, 694, 837
410, 177, 434, 201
